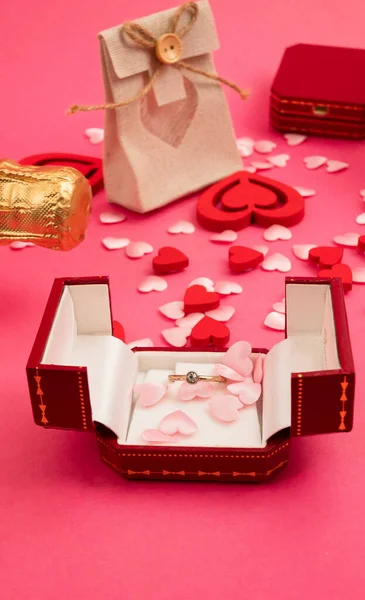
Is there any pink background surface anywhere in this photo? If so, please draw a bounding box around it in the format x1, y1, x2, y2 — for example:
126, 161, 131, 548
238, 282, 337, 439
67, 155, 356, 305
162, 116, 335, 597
1, 0, 365, 598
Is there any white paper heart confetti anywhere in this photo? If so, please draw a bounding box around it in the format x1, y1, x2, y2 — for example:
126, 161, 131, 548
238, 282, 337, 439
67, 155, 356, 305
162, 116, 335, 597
252, 245, 269, 256
99, 211, 126, 224
85, 127, 104, 144
161, 327, 190, 347
126, 241, 153, 258
352, 267, 365, 283
267, 154, 290, 168
264, 311, 286, 331
236, 137, 254, 158
355, 213, 365, 225
205, 306, 235, 322
127, 339, 154, 349
254, 140, 277, 154
176, 313, 204, 330
159, 301, 185, 320
272, 299, 285, 314
326, 160, 349, 173
138, 276, 167, 293
304, 155, 327, 170
263, 224, 292, 242
261, 253, 292, 272
242, 165, 257, 174
292, 244, 316, 260
333, 233, 360, 247
214, 281, 243, 295
293, 186, 316, 198
168, 220, 195, 234
250, 161, 274, 171
284, 133, 307, 146
210, 230, 238, 243
102, 237, 130, 250
188, 277, 215, 292
10, 241, 34, 250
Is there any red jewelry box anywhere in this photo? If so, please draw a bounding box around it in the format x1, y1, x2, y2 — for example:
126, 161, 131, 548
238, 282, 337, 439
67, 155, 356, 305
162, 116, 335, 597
271, 44, 365, 139
26, 276, 355, 482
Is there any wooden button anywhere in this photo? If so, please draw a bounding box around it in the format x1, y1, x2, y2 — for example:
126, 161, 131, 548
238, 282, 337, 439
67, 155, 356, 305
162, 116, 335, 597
155, 33, 182, 65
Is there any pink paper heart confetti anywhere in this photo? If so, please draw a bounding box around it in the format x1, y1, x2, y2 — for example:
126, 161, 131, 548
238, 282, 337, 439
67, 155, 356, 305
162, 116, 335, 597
142, 429, 176, 444
205, 305, 235, 322
214, 281, 243, 295
253, 354, 264, 384
250, 161, 274, 171
102, 237, 130, 250
84, 127, 104, 144
222, 341, 253, 376
178, 382, 214, 401
254, 140, 277, 154
215, 364, 245, 382
168, 220, 195, 234
176, 312, 204, 330
252, 245, 269, 256
10, 241, 34, 250
126, 241, 153, 258
188, 277, 215, 292
138, 276, 167, 293
352, 267, 365, 283
159, 301, 185, 320
161, 327, 190, 347
134, 383, 167, 407
267, 154, 290, 168
284, 133, 307, 146
355, 213, 365, 225
261, 253, 292, 272
292, 244, 316, 260
264, 311, 286, 331
326, 160, 349, 173
99, 211, 126, 224
293, 186, 316, 198
159, 410, 198, 436
227, 381, 262, 405
304, 155, 327, 170
333, 233, 360, 247
210, 230, 238, 243
263, 224, 292, 242
272, 299, 285, 313
209, 394, 243, 422
127, 339, 154, 349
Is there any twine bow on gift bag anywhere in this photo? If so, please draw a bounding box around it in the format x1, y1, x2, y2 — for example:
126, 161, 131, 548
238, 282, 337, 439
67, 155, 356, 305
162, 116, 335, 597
68, 1, 249, 114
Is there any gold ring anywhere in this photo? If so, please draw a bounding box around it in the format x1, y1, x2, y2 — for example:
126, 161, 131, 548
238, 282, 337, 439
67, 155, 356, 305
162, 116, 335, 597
168, 371, 227, 385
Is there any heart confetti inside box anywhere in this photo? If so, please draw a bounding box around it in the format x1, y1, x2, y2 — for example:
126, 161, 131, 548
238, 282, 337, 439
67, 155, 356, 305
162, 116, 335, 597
27, 276, 355, 483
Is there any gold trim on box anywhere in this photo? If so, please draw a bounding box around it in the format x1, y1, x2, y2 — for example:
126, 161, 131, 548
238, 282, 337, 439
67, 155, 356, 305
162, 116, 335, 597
34, 368, 48, 425
296, 374, 303, 435
77, 371, 88, 431
271, 93, 365, 112
339, 376, 349, 431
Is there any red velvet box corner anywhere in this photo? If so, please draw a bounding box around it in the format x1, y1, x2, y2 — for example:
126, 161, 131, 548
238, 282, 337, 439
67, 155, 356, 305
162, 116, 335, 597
270, 43, 365, 139
26, 276, 355, 483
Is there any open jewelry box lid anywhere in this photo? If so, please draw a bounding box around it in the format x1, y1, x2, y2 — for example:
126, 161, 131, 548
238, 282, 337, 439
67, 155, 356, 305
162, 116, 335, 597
26, 275, 355, 439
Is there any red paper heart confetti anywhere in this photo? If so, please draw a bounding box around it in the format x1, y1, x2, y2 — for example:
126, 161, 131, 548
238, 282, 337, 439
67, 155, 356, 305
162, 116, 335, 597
184, 285, 220, 315
358, 235, 365, 253
152, 247, 189, 274
229, 246, 264, 273
191, 316, 230, 348
318, 264, 353, 292
309, 246, 344, 268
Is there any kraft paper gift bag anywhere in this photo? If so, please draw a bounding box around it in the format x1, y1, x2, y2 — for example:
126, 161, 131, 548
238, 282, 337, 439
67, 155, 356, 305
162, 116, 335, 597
70, 1, 248, 213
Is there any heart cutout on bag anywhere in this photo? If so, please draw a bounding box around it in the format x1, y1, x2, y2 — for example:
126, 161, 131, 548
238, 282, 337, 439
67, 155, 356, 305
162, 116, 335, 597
140, 76, 198, 148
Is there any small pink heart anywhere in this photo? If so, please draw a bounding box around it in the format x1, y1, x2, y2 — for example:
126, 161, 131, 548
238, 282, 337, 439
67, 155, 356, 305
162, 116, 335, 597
188, 277, 215, 292
10, 241, 35, 250
222, 340, 253, 376
284, 133, 307, 146
326, 160, 349, 173
159, 301, 185, 320
178, 382, 214, 401
215, 364, 245, 382
267, 154, 290, 168
99, 210, 126, 224
210, 230, 238, 243
263, 224, 292, 242
264, 311, 285, 331
252, 245, 269, 256
253, 354, 264, 384
102, 237, 130, 250
254, 140, 277, 154
138, 276, 167, 293
292, 244, 317, 260
250, 161, 274, 171
333, 233, 360, 247
356, 213, 365, 225
134, 383, 167, 407
85, 127, 104, 144
227, 382, 262, 405
209, 394, 243, 422
205, 306, 235, 322
214, 281, 243, 295
272, 299, 285, 313
304, 155, 327, 170
293, 186, 316, 198
352, 267, 365, 283
126, 241, 153, 258
159, 410, 198, 436
262, 253, 292, 272
142, 429, 176, 444
127, 339, 154, 349
168, 220, 195, 234
176, 312, 204, 330
161, 327, 190, 347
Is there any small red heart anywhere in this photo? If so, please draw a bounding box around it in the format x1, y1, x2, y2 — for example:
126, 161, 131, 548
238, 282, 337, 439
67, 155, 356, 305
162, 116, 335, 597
318, 263, 353, 292
229, 246, 264, 273
309, 246, 344, 268
113, 320, 125, 341
191, 316, 230, 348
184, 285, 220, 315
358, 235, 365, 253
152, 247, 189, 274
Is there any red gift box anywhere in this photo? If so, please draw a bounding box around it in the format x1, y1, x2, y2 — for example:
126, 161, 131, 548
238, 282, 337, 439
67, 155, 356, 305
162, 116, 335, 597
271, 44, 365, 139
27, 275, 355, 482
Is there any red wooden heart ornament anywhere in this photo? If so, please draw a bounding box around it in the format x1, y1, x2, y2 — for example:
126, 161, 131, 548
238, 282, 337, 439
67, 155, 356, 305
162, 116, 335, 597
358, 235, 365, 253
113, 320, 126, 342
229, 246, 264, 273
153, 247, 189, 274
184, 285, 220, 314
191, 316, 230, 348
309, 246, 344, 268
318, 264, 353, 292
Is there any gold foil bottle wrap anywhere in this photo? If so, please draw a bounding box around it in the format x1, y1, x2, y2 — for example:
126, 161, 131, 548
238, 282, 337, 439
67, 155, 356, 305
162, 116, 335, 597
0, 159, 92, 250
